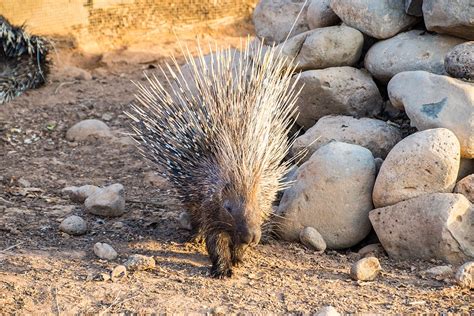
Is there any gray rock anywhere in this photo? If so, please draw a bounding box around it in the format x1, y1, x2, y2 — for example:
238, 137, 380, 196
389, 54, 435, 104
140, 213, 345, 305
293, 68, 382, 129
292, 115, 400, 161
278, 142, 376, 249
358, 243, 386, 258
59, 215, 87, 236
388, 71, 474, 158
445, 42, 474, 81
299, 226, 327, 252
369, 193, 474, 264
350, 257, 381, 281
253, 0, 310, 44
422, 265, 453, 279
423, 0, 474, 40
277, 25, 364, 72
404, 0, 423, 16
124, 254, 156, 271
330, 0, 419, 39
93, 242, 118, 260
455, 261, 474, 289
454, 175, 474, 203
365, 30, 464, 83
66, 119, 112, 141
373, 128, 460, 208
62, 185, 101, 203
84, 183, 126, 217
315, 306, 341, 316
307, 0, 340, 29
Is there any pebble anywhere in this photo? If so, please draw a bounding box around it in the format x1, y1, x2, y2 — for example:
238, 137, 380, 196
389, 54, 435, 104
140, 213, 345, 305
124, 254, 156, 271
93, 242, 118, 260
62, 185, 101, 203
315, 306, 341, 316
422, 265, 453, 279
358, 243, 386, 258
93, 272, 111, 282
455, 261, 473, 289
299, 227, 326, 252
350, 257, 382, 281
454, 175, 474, 203
59, 215, 87, 236
85, 183, 126, 217
111, 265, 127, 282
178, 211, 193, 230
66, 119, 112, 141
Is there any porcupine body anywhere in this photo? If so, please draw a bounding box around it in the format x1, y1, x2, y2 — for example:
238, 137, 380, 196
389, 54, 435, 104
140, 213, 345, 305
127, 40, 301, 278
0, 15, 49, 104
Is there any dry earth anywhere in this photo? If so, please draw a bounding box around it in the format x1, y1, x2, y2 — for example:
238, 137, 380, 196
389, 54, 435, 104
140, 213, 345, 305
0, 23, 472, 314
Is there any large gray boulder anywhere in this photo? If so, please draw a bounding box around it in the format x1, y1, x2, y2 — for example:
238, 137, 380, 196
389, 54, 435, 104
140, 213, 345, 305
307, 0, 340, 29
291, 115, 402, 162
388, 71, 474, 158
445, 42, 474, 81
293, 67, 382, 129
423, 0, 474, 40
277, 25, 364, 72
373, 128, 460, 208
253, 0, 310, 44
365, 30, 464, 83
277, 142, 376, 249
330, 0, 419, 39
369, 193, 474, 264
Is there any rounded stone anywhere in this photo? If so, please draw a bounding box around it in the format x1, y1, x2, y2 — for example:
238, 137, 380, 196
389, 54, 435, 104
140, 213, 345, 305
299, 226, 327, 252
455, 261, 474, 289
124, 254, 156, 271
278, 141, 376, 249
350, 257, 381, 281
111, 265, 127, 282
93, 242, 118, 260
307, 0, 340, 29
66, 119, 112, 141
454, 175, 474, 203
423, 0, 474, 40
84, 183, 126, 217
59, 215, 87, 236
445, 42, 474, 81
373, 128, 460, 208
365, 30, 464, 83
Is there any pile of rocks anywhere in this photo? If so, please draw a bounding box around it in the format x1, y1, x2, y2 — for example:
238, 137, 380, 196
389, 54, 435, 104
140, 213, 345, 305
253, 0, 473, 266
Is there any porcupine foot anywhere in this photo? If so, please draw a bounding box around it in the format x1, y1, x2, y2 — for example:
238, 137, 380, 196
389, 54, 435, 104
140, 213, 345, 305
206, 231, 233, 278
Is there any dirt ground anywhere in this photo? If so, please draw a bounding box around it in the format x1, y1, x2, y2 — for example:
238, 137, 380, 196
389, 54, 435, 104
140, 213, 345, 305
0, 22, 472, 314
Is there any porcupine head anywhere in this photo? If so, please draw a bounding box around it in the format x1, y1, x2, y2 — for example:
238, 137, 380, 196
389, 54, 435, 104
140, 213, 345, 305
126, 39, 301, 278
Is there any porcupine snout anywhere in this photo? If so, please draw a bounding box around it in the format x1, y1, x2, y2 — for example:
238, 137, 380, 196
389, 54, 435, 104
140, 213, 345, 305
224, 200, 262, 246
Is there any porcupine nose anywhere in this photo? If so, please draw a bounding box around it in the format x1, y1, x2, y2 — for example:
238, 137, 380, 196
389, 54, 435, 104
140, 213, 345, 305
239, 227, 261, 246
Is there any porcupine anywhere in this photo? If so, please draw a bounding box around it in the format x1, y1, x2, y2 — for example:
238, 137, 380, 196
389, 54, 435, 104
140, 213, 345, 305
0, 15, 49, 104
126, 40, 302, 278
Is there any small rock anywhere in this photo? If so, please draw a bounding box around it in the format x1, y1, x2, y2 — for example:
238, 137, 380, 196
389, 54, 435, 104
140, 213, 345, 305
422, 265, 453, 279
373, 128, 460, 208
111, 221, 125, 229
93, 242, 118, 260
253, 0, 310, 44
445, 42, 474, 81
292, 115, 400, 159
370, 193, 473, 264
455, 261, 474, 289
93, 272, 111, 282
17, 178, 31, 187
454, 175, 474, 203
423, 0, 474, 40
277, 25, 364, 71
178, 211, 193, 230
350, 257, 381, 281
365, 30, 464, 83
307, 0, 340, 29
299, 227, 327, 252
124, 254, 156, 271
101, 112, 113, 121
111, 265, 127, 282
330, 0, 419, 39
62, 185, 101, 203
66, 119, 112, 141
59, 215, 87, 236
85, 183, 126, 217
315, 305, 341, 316
358, 243, 385, 258
388, 71, 474, 158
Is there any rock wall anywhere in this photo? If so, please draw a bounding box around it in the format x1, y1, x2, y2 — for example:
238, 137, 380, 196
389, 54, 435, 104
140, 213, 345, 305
0, 0, 258, 51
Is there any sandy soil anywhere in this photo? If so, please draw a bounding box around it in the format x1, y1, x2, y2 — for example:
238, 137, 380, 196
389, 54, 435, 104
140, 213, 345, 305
0, 22, 472, 314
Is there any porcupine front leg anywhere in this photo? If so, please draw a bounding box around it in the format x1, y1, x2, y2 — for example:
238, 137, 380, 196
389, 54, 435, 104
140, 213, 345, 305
205, 231, 233, 278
